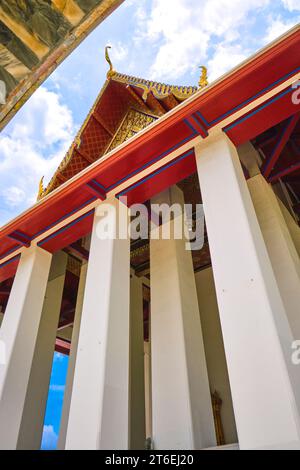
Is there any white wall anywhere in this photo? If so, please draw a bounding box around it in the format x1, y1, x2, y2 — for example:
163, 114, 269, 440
195, 267, 237, 444
278, 198, 300, 258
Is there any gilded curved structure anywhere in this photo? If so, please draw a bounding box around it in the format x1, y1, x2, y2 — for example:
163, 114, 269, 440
0, 0, 124, 131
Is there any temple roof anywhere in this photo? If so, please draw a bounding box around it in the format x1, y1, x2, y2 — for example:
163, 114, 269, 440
39, 56, 204, 198
0, 0, 124, 131
110, 72, 199, 100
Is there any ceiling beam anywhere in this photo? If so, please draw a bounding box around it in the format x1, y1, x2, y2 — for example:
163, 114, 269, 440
55, 337, 71, 355
65, 241, 89, 261
263, 112, 300, 179
7, 230, 31, 247
269, 161, 300, 183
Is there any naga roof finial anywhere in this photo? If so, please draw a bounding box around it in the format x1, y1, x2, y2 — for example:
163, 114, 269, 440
105, 45, 116, 79
199, 65, 208, 89
37, 176, 44, 201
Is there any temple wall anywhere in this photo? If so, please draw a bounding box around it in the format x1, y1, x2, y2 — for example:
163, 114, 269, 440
195, 267, 238, 444
278, 199, 300, 258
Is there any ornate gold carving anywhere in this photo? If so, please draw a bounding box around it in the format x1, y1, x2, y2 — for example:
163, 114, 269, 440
211, 391, 225, 446
105, 45, 116, 79
37, 176, 44, 201
111, 72, 198, 101
131, 243, 149, 259
199, 66, 208, 89
106, 108, 157, 153
66, 254, 81, 277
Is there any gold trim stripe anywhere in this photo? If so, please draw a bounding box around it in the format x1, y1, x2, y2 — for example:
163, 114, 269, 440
0, 7, 49, 59
52, 0, 85, 26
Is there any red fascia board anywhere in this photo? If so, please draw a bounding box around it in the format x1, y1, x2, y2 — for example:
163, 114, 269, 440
116, 149, 197, 206
225, 87, 300, 146
0, 28, 299, 260
37, 209, 95, 254
0, 255, 20, 283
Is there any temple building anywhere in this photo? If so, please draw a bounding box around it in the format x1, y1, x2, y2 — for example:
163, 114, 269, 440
0, 25, 300, 450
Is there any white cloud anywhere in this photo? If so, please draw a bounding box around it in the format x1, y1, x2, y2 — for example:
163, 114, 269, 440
41, 425, 58, 450
0, 86, 76, 226
264, 15, 299, 43
53, 352, 65, 362
135, 0, 271, 81
50, 384, 65, 392
108, 41, 129, 63
208, 44, 248, 81
282, 0, 300, 11
2, 187, 26, 208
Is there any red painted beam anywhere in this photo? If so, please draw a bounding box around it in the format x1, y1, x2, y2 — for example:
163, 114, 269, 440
55, 337, 71, 356
66, 242, 89, 261
262, 112, 300, 178
7, 230, 31, 247
57, 318, 74, 331
0, 255, 20, 283
85, 179, 106, 200
185, 115, 208, 138
269, 161, 300, 183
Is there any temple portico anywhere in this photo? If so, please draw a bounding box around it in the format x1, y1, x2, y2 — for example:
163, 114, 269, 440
0, 26, 300, 450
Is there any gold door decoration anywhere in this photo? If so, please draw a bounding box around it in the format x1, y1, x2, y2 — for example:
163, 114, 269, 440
211, 390, 225, 446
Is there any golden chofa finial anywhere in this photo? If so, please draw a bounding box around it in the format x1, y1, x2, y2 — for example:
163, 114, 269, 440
199, 66, 208, 89
105, 45, 116, 79
37, 176, 44, 201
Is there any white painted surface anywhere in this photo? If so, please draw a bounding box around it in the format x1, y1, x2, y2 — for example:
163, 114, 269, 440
65, 200, 130, 449
195, 133, 300, 450
195, 267, 237, 444
247, 173, 300, 339
57, 261, 88, 450
144, 340, 152, 439
278, 198, 300, 258
129, 274, 146, 449
0, 246, 52, 449
17, 251, 68, 449
150, 186, 216, 450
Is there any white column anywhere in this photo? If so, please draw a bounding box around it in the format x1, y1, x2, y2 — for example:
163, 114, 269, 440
57, 261, 88, 450
0, 246, 52, 450
129, 273, 146, 449
65, 199, 130, 450
144, 341, 152, 440
196, 133, 300, 449
150, 186, 216, 450
246, 172, 300, 340
17, 251, 68, 449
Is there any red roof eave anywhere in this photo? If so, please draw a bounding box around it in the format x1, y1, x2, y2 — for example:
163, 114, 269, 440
0, 25, 299, 279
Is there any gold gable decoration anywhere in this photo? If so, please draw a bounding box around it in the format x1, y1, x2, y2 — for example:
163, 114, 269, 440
106, 108, 157, 154
110, 72, 198, 101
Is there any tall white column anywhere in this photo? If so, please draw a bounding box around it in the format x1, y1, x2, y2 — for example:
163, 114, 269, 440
129, 273, 146, 449
246, 172, 300, 340
196, 133, 300, 449
65, 199, 130, 450
17, 251, 68, 449
150, 186, 216, 450
0, 246, 52, 450
144, 341, 152, 440
57, 261, 88, 450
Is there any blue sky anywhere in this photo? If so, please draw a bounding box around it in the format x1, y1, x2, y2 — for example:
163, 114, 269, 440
41, 353, 69, 450
0, 0, 299, 450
